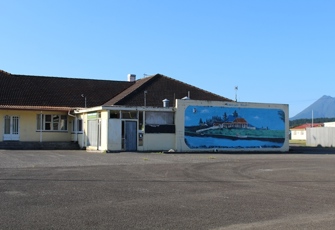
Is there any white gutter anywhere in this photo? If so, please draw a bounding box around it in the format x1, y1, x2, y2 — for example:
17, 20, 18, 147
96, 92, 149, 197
74, 106, 174, 114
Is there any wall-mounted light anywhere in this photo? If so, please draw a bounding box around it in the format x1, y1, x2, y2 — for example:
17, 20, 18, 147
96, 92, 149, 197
81, 94, 87, 108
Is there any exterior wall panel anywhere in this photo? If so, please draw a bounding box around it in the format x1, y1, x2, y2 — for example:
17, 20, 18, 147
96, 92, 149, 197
108, 119, 122, 151
100, 111, 109, 151
306, 127, 335, 147
143, 134, 175, 151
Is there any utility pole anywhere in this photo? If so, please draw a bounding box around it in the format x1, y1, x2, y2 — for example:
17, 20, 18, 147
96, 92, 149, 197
312, 110, 314, 128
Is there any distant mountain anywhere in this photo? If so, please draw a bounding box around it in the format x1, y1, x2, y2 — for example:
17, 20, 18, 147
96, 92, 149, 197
290, 95, 335, 120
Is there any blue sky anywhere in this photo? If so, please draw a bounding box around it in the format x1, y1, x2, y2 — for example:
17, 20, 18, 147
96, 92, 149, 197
1, 1, 334, 117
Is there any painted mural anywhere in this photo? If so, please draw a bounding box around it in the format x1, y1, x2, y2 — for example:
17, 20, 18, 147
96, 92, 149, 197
184, 106, 286, 149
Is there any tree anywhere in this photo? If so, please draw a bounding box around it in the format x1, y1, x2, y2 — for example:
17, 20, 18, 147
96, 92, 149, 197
289, 117, 335, 128
223, 112, 228, 121
278, 110, 285, 122
233, 110, 238, 118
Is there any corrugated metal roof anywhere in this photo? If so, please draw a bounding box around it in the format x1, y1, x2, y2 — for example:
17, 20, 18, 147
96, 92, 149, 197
291, 123, 324, 130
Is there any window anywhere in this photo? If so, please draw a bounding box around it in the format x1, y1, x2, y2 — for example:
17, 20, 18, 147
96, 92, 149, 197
110, 111, 120, 119
37, 114, 67, 131
4, 115, 10, 134
138, 111, 144, 130
145, 111, 175, 133
145, 112, 174, 125
72, 119, 83, 133
122, 111, 137, 119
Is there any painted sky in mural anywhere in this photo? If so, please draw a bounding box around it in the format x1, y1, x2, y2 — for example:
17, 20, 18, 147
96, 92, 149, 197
185, 106, 285, 130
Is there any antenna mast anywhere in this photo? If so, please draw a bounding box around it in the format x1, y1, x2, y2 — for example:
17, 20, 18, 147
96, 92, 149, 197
235, 86, 238, 102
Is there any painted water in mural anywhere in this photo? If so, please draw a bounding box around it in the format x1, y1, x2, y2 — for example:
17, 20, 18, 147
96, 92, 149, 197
184, 106, 286, 149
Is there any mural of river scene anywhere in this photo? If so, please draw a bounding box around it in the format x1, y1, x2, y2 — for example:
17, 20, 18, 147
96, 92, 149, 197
184, 106, 286, 149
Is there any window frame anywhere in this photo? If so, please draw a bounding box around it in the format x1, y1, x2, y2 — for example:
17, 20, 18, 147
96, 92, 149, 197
72, 119, 83, 134
37, 114, 68, 132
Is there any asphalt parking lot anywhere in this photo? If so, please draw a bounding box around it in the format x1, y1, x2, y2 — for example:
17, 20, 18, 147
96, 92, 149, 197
1, 147, 335, 230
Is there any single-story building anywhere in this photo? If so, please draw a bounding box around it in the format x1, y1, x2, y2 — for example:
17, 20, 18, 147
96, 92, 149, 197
0, 70, 289, 152
290, 123, 323, 140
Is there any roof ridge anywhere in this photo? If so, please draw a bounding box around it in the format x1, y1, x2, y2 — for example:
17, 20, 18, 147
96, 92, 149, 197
163, 75, 232, 101
10, 73, 131, 83
103, 74, 158, 106
0, 70, 11, 75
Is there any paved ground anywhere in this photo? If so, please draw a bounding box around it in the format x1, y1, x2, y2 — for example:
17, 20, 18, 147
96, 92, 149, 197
1, 147, 335, 230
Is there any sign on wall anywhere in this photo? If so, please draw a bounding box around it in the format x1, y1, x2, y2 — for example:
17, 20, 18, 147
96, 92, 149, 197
184, 106, 286, 149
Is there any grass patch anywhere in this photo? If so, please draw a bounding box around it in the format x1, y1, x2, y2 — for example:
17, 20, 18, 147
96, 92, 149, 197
289, 139, 306, 146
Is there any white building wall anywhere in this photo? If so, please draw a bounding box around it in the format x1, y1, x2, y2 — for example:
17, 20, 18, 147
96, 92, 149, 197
324, 122, 335, 127
290, 129, 306, 140
100, 111, 109, 151
143, 134, 175, 151
306, 127, 335, 147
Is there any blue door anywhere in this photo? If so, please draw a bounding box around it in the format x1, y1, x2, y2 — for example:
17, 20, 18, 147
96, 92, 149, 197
125, 121, 137, 151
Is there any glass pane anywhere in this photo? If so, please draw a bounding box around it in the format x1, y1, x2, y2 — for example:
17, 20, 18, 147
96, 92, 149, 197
60, 116, 67, 130
78, 120, 83, 131
60, 120, 67, 130
37, 115, 41, 130
53, 122, 59, 130
12, 116, 19, 134
4, 116, 10, 134
110, 111, 120, 119
53, 115, 59, 122
138, 112, 143, 130
45, 115, 51, 122
146, 112, 174, 125
122, 111, 137, 119
45, 123, 51, 130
